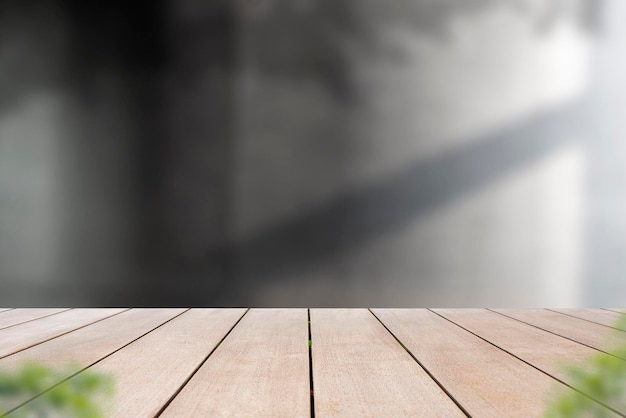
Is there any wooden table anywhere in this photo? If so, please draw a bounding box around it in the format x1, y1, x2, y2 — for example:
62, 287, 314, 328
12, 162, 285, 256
0, 308, 625, 417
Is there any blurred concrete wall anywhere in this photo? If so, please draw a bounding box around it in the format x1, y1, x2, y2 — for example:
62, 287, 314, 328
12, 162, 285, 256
0, 0, 624, 307
0, 2, 136, 304
231, 0, 596, 306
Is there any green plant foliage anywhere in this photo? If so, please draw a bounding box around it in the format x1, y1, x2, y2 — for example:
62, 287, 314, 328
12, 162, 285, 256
544, 314, 626, 418
0, 362, 113, 418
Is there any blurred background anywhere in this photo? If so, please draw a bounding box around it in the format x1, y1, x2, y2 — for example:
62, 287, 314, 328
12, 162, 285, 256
1, 0, 625, 307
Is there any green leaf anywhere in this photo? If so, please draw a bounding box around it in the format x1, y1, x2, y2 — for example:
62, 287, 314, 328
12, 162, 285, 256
0, 362, 114, 418
544, 315, 626, 417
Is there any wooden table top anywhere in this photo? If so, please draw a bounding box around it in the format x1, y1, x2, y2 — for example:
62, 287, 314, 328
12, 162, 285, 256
0, 308, 625, 417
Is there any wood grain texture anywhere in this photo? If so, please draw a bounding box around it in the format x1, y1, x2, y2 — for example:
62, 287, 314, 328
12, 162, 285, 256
310, 309, 464, 417
492, 309, 626, 358
0, 309, 69, 330
372, 309, 568, 417
0, 309, 127, 359
78, 308, 246, 418
1, 308, 185, 415
549, 308, 626, 330
3, 308, 626, 417
161, 309, 310, 418
433, 309, 626, 414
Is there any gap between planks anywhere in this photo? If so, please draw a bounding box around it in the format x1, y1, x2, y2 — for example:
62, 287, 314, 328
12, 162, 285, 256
0, 309, 130, 359
2, 309, 189, 416
432, 308, 626, 416
488, 308, 626, 360
310, 309, 465, 417
160, 309, 309, 417
545, 308, 626, 331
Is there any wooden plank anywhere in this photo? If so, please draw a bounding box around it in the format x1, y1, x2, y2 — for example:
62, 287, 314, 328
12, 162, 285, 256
44, 308, 247, 418
0, 309, 127, 359
0, 308, 70, 330
548, 308, 626, 331
161, 309, 309, 418
309, 309, 465, 417
372, 309, 596, 417
433, 309, 626, 414
492, 309, 626, 358
0, 308, 186, 415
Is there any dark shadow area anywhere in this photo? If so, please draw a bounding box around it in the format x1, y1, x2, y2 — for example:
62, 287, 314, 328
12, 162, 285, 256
0, 1, 237, 305
225, 101, 591, 304
238, 0, 602, 103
